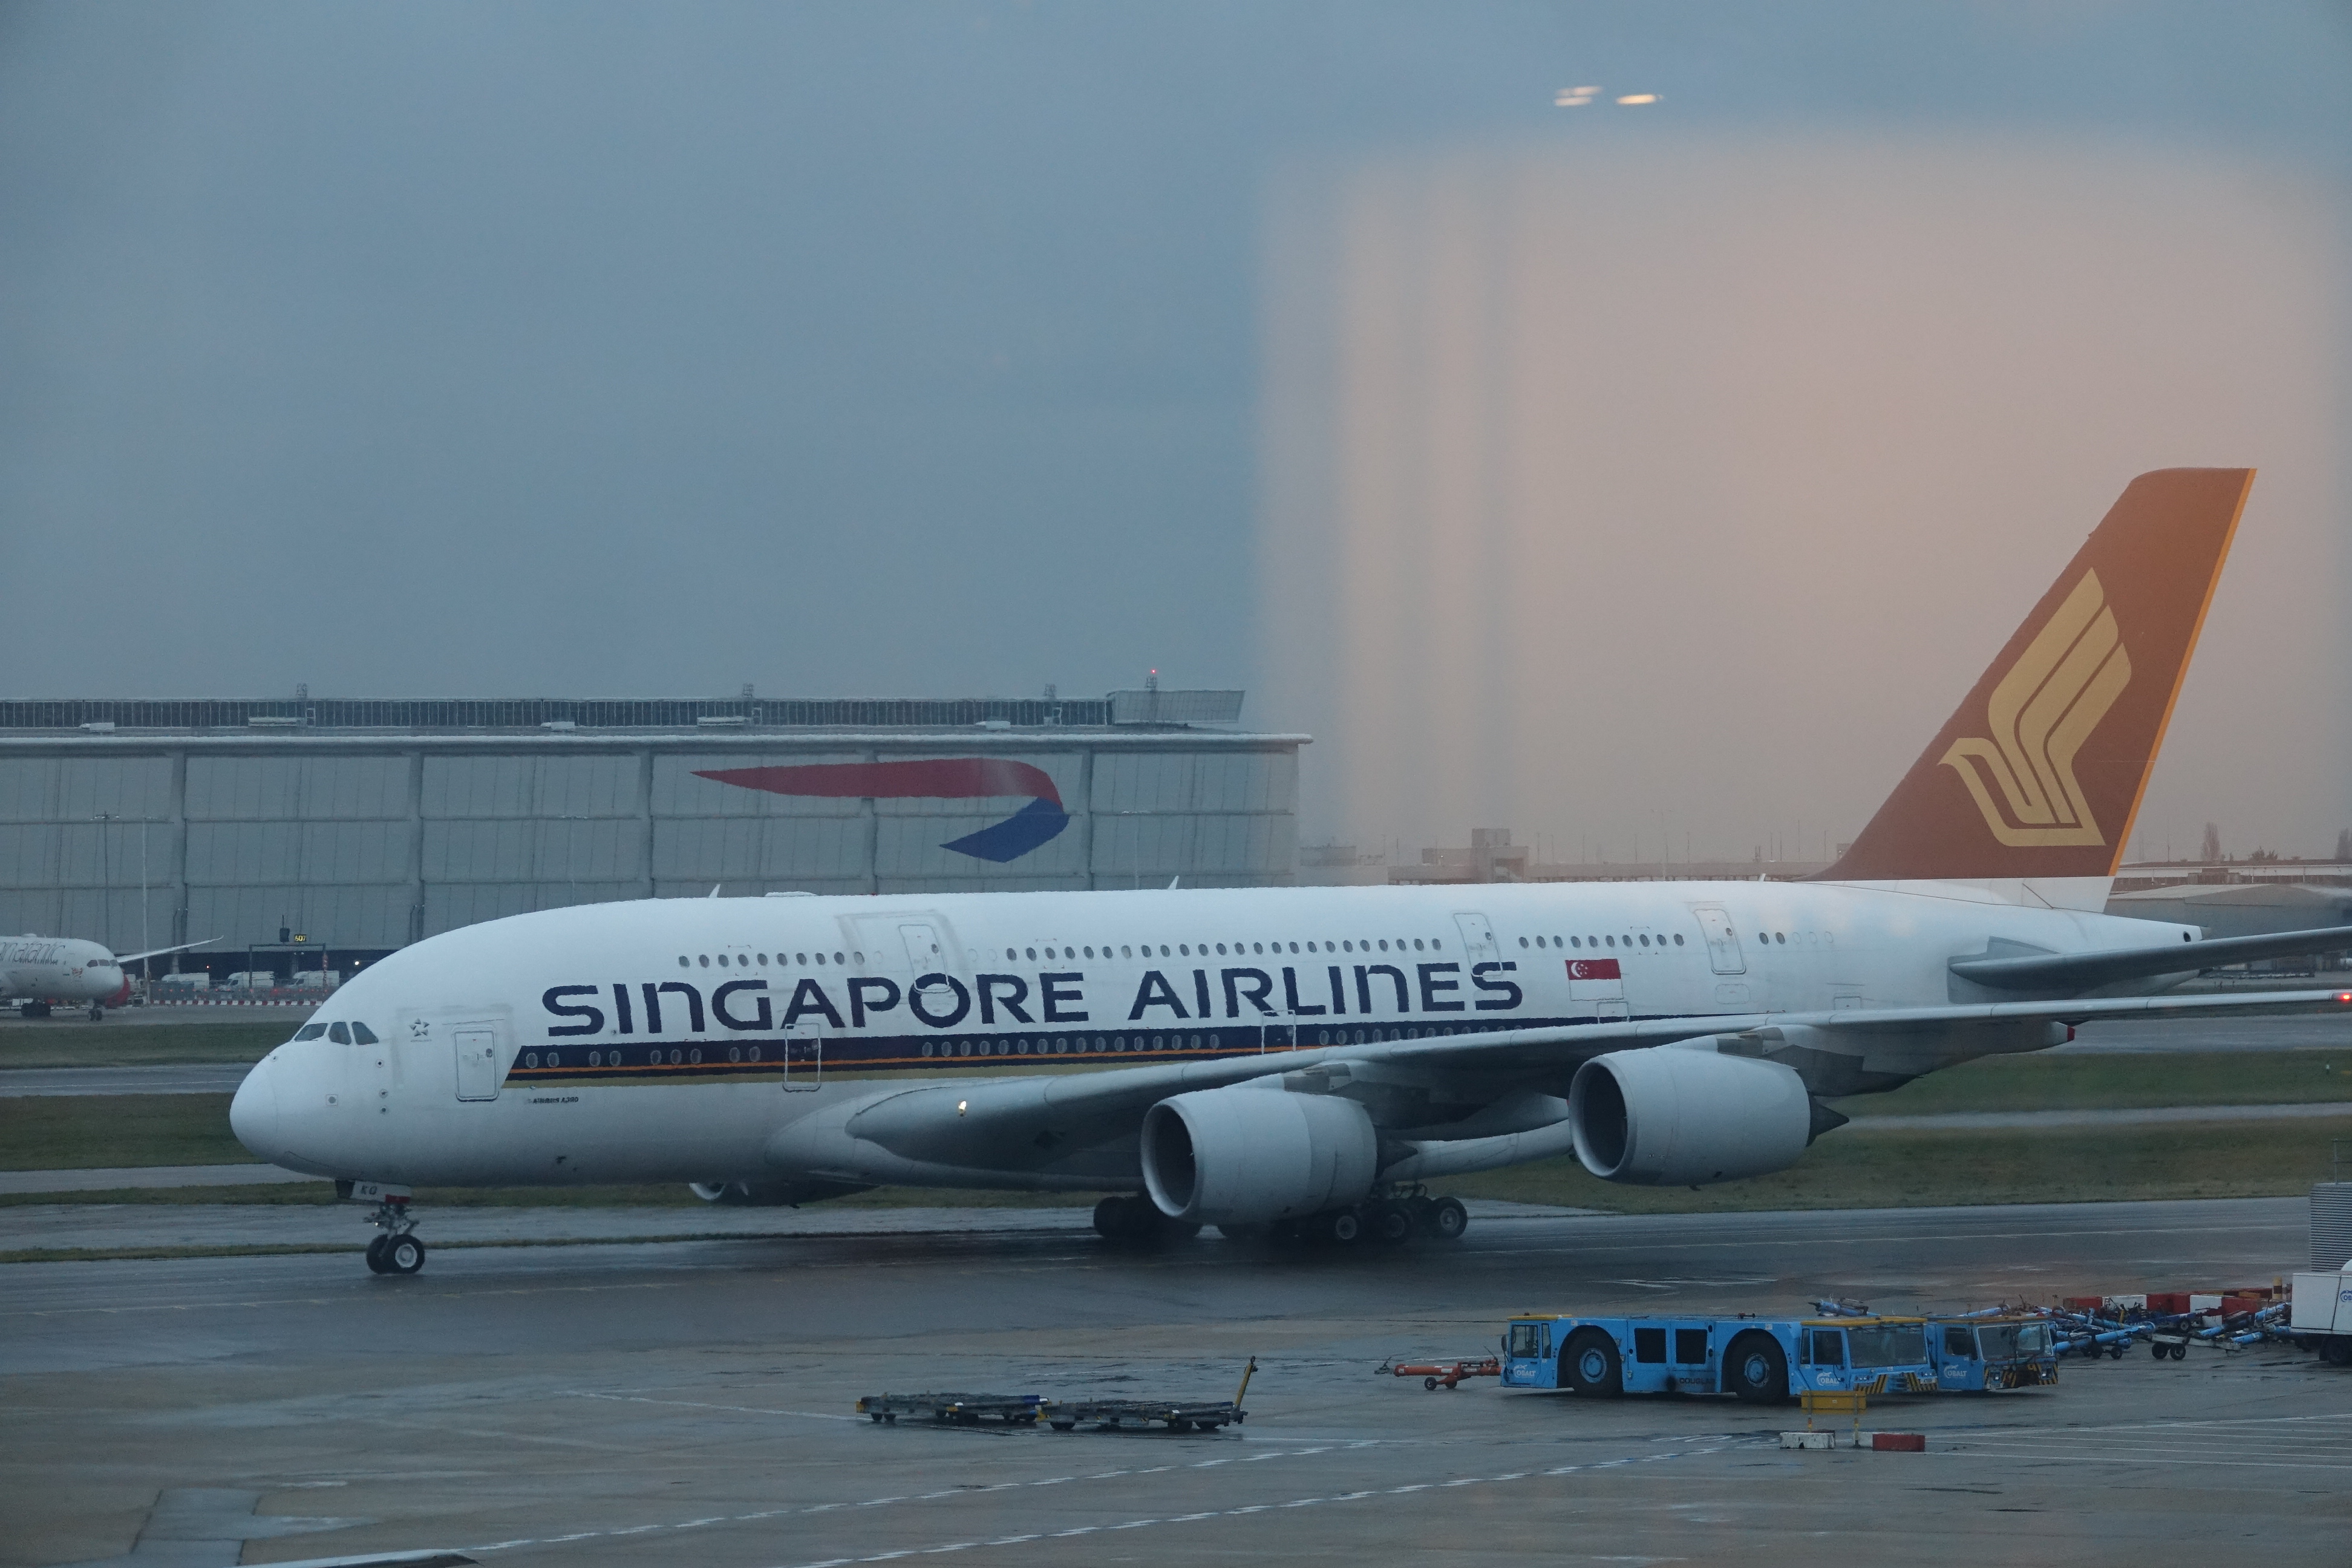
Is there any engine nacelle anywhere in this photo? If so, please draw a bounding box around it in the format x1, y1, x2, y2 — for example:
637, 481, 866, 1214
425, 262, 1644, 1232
1141, 1086, 1377, 1225
1569, 1045, 1812, 1186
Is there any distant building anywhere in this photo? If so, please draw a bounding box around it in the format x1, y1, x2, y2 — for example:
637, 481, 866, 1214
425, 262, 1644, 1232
1385, 826, 1830, 886
0, 693, 1300, 981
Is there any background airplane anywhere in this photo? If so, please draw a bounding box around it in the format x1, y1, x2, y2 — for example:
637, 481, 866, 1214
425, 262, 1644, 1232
2, 936, 217, 1021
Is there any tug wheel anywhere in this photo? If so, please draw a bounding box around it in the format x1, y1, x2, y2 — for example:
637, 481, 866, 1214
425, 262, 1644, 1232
1562, 1328, 1623, 1398
1724, 1331, 1788, 1405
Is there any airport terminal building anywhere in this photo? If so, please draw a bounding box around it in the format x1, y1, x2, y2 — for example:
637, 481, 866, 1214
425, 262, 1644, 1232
0, 694, 1302, 982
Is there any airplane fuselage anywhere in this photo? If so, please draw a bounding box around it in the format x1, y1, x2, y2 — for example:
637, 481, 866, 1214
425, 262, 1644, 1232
0, 936, 129, 1008
229, 880, 2197, 1191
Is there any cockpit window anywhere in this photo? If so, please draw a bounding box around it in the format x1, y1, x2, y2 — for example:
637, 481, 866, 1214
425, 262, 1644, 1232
293, 1024, 328, 1041
350, 1022, 379, 1045
328, 1022, 351, 1044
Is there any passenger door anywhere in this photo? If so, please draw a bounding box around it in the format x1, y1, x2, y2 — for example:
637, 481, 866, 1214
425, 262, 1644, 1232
1452, 913, 1498, 965
452, 1026, 500, 1102
1692, 907, 1745, 975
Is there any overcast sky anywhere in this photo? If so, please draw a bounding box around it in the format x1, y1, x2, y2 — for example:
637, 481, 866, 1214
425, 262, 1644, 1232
5, 2, 2347, 854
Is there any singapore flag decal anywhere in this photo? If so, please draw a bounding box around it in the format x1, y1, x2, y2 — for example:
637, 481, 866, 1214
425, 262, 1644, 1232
694, 759, 1071, 863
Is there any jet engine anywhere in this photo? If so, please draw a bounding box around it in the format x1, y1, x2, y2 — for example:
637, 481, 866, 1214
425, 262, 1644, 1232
1569, 1045, 1812, 1186
1141, 1086, 1377, 1225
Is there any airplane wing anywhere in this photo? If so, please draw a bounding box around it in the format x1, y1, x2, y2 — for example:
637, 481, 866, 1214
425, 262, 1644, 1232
1949, 925, 2352, 993
811, 985, 2352, 1177
110, 938, 219, 964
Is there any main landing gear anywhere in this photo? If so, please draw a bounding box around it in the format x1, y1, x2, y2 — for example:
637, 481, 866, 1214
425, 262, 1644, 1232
362, 1194, 427, 1275
87, 1003, 104, 1022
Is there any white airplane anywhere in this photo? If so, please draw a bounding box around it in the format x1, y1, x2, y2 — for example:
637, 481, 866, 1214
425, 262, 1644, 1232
229, 469, 2352, 1275
2, 936, 216, 1021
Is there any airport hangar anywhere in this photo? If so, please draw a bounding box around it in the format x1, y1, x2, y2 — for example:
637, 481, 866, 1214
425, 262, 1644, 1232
0, 692, 1300, 985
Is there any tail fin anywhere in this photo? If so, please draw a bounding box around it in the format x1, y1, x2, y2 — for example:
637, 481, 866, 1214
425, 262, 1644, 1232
1824, 468, 2253, 881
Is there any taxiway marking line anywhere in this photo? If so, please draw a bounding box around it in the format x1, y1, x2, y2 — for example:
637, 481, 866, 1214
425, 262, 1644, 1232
446, 1442, 1737, 1561
448, 1442, 1365, 1554
762, 1446, 1731, 1567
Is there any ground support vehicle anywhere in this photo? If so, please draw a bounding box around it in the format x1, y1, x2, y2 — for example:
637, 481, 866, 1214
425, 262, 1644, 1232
2290, 1267, 2352, 1365
1046, 1399, 1244, 1432
1499, 1315, 1938, 1404
858, 1393, 1045, 1426
1926, 1316, 2059, 1390
1381, 1356, 1499, 1390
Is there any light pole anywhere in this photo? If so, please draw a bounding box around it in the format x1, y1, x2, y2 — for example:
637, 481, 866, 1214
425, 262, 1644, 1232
560, 815, 589, 906
92, 812, 114, 952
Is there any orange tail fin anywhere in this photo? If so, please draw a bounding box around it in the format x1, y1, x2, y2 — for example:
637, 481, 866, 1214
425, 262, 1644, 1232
1824, 468, 2253, 881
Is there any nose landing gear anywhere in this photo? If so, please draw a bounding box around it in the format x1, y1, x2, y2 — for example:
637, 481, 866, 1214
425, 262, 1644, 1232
361, 1194, 426, 1275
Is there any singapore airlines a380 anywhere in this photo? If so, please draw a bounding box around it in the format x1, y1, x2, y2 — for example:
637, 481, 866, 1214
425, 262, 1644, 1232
226, 469, 2352, 1276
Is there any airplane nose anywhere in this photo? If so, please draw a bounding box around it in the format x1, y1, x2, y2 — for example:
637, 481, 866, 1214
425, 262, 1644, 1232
229, 1062, 281, 1161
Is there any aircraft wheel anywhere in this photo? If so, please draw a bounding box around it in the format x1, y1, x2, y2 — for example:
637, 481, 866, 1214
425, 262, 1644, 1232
1324, 1207, 1362, 1245
1725, 1331, 1788, 1405
1425, 1197, 1469, 1241
88, 1005, 104, 1022
1374, 1204, 1414, 1246
364, 1235, 391, 1274
1562, 1328, 1623, 1397
384, 1234, 426, 1275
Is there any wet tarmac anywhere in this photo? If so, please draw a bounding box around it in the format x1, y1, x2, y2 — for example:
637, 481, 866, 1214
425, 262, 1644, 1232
3, 1197, 2345, 1567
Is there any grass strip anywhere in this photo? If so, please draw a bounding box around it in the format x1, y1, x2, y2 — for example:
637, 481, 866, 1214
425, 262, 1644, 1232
6, 1118, 2347, 1224
0, 1094, 246, 1169
0, 1021, 295, 1069
1825, 1047, 2351, 1116
1437, 1113, 2352, 1214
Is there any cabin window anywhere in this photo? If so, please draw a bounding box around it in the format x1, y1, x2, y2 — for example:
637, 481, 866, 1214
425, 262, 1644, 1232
1633, 1328, 1668, 1364
677, 956, 689, 967
699, 955, 710, 967
1508, 1322, 1547, 1358
729, 1047, 742, 1062
1674, 1330, 1708, 1363
795, 953, 808, 964
1674, 934, 1685, 945
1775, 932, 1786, 944
523, 1052, 538, 1068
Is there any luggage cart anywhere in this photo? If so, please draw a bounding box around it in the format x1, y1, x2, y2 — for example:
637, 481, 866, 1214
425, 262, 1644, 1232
857, 1393, 1047, 1426
1046, 1399, 1244, 1432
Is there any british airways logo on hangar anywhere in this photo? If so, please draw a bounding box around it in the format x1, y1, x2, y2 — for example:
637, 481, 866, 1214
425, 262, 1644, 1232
693, 759, 1070, 863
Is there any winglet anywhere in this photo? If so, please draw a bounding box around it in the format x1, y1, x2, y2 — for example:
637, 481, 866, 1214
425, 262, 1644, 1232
1824, 468, 2253, 881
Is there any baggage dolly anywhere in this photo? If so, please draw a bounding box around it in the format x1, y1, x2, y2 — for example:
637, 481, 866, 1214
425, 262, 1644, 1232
1047, 1399, 1244, 1432
857, 1393, 1047, 1426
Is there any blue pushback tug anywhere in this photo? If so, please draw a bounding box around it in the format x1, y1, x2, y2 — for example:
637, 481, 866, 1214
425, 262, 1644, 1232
1498, 1314, 1941, 1403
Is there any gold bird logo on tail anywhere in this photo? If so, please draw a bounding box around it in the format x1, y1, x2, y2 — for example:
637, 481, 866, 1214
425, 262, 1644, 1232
1938, 569, 2132, 848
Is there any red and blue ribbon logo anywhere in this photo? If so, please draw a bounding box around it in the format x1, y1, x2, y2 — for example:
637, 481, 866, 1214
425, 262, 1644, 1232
693, 759, 1070, 863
